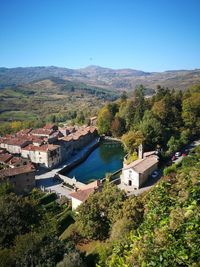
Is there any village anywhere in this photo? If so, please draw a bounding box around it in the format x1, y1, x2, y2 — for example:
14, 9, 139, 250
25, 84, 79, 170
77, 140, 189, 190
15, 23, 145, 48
0, 117, 163, 211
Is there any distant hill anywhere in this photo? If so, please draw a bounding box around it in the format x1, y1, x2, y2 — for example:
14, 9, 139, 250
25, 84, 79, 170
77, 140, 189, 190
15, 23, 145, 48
0, 65, 200, 91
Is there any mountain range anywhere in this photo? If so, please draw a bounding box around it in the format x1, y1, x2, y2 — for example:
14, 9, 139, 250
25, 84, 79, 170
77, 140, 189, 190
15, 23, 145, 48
0, 65, 200, 91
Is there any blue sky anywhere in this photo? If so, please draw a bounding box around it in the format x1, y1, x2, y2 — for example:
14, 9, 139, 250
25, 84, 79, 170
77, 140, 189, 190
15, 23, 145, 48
0, 0, 200, 71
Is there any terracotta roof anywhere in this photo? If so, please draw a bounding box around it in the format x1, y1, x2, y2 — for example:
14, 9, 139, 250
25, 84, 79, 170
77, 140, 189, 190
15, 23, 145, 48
22, 144, 60, 152
70, 187, 95, 202
0, 138, 30, 147
0, 153, 13, 163
124, 156, 158, 173
43, 124, 58, 130
0, 164, 35, 179
31, 128, 54, 136
8, 157, 28, 167
16, 128, 32, 135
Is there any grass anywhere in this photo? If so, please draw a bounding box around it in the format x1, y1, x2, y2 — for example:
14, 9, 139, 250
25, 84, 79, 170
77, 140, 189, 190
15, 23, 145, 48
0, 110, 37, 121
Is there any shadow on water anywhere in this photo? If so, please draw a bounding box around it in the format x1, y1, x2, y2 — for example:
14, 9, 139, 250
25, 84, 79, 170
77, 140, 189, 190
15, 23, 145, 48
64, 140, 125, 183
36, 177, 62, 188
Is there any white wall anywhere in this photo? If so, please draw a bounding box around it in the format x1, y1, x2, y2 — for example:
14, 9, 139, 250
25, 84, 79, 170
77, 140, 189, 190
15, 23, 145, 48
121, 168, 140, 189
71, 197, 82, 210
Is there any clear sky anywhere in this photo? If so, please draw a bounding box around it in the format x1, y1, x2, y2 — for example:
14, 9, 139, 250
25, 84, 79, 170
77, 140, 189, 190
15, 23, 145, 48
0, 0, 200, 71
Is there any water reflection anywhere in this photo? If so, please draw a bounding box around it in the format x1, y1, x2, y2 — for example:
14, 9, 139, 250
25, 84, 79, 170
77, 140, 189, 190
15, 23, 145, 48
64, 140, 125, 183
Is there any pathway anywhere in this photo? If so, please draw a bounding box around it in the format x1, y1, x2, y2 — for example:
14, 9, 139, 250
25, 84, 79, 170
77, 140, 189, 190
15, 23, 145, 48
35, 138, 99, 197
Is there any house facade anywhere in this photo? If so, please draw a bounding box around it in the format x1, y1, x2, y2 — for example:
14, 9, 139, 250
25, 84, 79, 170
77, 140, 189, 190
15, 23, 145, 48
0, 164, 36, 194
21, 144, 61, 168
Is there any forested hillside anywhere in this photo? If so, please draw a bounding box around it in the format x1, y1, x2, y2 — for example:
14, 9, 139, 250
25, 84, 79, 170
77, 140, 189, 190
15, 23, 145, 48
97, 84, 200, 159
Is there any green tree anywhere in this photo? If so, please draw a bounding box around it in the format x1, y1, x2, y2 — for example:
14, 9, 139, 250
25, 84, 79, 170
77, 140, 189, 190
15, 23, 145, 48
76, 184, 126, 240
122, 130, 144, 154
133, 85, 146, 124
0, 193, 40, 247
14, 232, 66, 267
97, 106, 113, 135
118, 99, 135, 130
139, 110, 163, 149
167, 136, 181, 154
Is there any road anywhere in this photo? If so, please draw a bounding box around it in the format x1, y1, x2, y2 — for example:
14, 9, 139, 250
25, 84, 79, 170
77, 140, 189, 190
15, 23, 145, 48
35, 138, 99, 198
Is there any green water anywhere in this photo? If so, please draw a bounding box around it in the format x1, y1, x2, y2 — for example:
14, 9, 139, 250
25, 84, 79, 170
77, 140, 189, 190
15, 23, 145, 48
65, 140, 125, 183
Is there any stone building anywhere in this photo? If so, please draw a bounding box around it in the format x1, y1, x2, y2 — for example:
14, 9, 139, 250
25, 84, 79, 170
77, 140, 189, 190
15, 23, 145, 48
0, 137, 32, 154
0, 164, 36, 194
21, 144, 61, 168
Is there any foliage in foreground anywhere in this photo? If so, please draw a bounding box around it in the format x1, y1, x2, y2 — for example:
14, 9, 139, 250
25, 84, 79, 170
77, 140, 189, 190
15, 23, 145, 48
97, 147, 200, 266
0, 187, 82, 267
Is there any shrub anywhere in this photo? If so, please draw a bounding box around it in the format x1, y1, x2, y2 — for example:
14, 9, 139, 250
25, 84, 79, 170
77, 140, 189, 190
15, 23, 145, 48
163, 164, 177, 176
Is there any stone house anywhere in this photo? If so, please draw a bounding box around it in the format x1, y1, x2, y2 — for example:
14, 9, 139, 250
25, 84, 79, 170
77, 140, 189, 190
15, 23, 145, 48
0, 137, 32, 154
0, 164, 36, 194
21, 144, 61, 168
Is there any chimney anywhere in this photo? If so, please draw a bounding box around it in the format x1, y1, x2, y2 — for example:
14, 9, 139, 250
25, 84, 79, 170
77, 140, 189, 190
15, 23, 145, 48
138, 144, 144, 159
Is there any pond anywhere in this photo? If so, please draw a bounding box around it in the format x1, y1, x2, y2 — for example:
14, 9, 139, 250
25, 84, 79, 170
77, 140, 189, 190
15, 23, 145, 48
64, 140, 125, 183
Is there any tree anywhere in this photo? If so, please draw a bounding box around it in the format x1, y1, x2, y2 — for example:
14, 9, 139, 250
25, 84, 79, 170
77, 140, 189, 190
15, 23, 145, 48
118, 99, 135, 130
57, 251, 86, 267
76, 184, 126, 240
122, 130, 144, 154
167, 136, 181, 154
0, 193, 40, 247
97, 106, 113, 135
14, 232, 66, 267
139, 111, 163, 149
182, 92, 200, 132
110, 116, 125, 137
133, 85, 146, 124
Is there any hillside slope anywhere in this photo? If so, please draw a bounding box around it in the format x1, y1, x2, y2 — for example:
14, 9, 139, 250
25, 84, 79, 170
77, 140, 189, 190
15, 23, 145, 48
1, 66, 200, 91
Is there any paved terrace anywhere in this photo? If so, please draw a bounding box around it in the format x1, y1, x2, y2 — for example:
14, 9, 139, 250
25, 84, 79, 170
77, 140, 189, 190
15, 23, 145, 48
35, 138, 100, 198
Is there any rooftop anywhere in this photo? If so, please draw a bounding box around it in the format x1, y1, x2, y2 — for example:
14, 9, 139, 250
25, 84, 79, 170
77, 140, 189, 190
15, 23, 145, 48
124, 156, 158, 174
0, 164, 35, 179
0, 153, 13, 163
70, 187, 95, 202
22, 144, 60, 152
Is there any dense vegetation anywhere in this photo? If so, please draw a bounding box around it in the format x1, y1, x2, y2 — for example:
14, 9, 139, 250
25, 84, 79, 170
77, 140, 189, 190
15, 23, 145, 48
97, 84, 200, 157
61, 146, 200, 267
0, 186, 86, 267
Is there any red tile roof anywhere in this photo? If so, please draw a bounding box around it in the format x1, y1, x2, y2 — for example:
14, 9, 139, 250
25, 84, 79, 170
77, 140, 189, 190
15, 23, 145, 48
31, 128, 54, 136
0, 138, 29, 147
16, 128, 32, 135
0, 164, 35, 179
22, 144, 60, 152
43, 124, 58, 130
70, 187, 95, 202
0, 153, 13, 163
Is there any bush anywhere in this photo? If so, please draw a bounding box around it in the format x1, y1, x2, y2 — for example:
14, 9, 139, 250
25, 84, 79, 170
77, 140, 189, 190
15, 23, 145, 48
38, 193, 57, 205
163, 164, 177, 176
